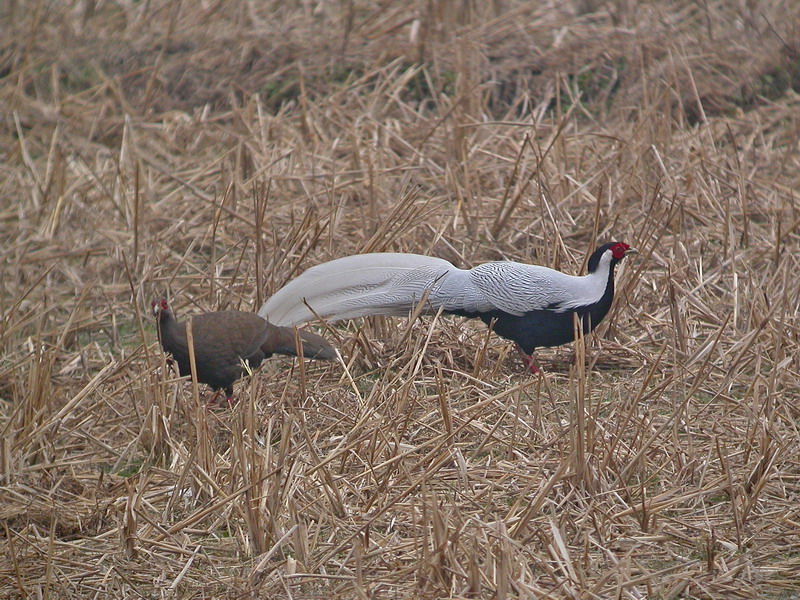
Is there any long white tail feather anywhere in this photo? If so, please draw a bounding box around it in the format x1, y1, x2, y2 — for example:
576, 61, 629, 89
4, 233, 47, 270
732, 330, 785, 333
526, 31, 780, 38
259, 253, 461, 326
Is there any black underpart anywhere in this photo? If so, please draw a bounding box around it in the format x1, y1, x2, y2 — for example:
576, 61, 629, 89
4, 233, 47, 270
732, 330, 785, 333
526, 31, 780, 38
448, 250, 621, 355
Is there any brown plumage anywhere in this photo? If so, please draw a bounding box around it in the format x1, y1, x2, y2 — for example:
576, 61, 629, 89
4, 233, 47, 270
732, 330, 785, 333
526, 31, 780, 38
152, 298, 336, 403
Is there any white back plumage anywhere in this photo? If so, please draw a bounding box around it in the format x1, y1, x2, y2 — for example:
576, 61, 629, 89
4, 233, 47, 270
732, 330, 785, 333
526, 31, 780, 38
259, 251, 615, 327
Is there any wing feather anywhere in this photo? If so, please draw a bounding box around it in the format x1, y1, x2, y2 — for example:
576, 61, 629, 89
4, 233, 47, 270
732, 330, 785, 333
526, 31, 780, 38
467, 262, 603, 315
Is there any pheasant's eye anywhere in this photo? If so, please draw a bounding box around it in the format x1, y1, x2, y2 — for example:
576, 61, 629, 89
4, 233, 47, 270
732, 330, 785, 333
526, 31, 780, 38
161, 299, 168, 309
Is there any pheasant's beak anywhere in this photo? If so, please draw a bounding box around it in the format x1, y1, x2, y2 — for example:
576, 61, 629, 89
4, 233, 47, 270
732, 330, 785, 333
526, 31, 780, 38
625, 247, 639, 256
152, 304, 161, 317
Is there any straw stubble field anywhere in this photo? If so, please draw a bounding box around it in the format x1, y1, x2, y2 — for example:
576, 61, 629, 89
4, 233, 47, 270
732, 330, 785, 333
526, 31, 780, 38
2, 1, 800, 598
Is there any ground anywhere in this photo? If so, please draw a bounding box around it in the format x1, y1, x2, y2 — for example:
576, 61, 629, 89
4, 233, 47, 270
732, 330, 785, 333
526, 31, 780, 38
1, 1, 800, 598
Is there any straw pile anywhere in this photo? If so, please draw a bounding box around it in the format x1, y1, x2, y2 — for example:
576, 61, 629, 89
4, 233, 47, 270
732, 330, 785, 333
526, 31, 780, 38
2, 1, 799, 598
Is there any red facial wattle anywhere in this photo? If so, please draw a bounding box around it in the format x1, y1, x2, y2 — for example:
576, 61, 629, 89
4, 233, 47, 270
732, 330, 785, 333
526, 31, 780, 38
152, 298, 170, 316
611, 242, 630, 260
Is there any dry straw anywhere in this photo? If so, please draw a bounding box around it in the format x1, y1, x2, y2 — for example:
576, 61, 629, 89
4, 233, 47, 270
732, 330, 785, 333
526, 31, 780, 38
2, 0, 799, 598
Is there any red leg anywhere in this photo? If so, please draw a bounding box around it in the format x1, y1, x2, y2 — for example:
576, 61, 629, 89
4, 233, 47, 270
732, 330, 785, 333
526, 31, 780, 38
224, 386, 236, 407
206, 386, 236, 408
514, 343, 540, 374
206, 390, 222, 407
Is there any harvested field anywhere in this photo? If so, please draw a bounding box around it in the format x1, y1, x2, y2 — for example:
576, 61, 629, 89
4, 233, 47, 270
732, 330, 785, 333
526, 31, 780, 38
2, 1, 800, 598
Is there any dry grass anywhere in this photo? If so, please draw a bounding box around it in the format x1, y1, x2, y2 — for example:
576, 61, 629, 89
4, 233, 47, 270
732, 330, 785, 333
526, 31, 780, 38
2, 1, 800, 598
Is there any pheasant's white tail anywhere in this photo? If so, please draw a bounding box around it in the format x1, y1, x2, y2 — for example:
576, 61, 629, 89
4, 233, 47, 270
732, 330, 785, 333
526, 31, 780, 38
259, 253, 457, 327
